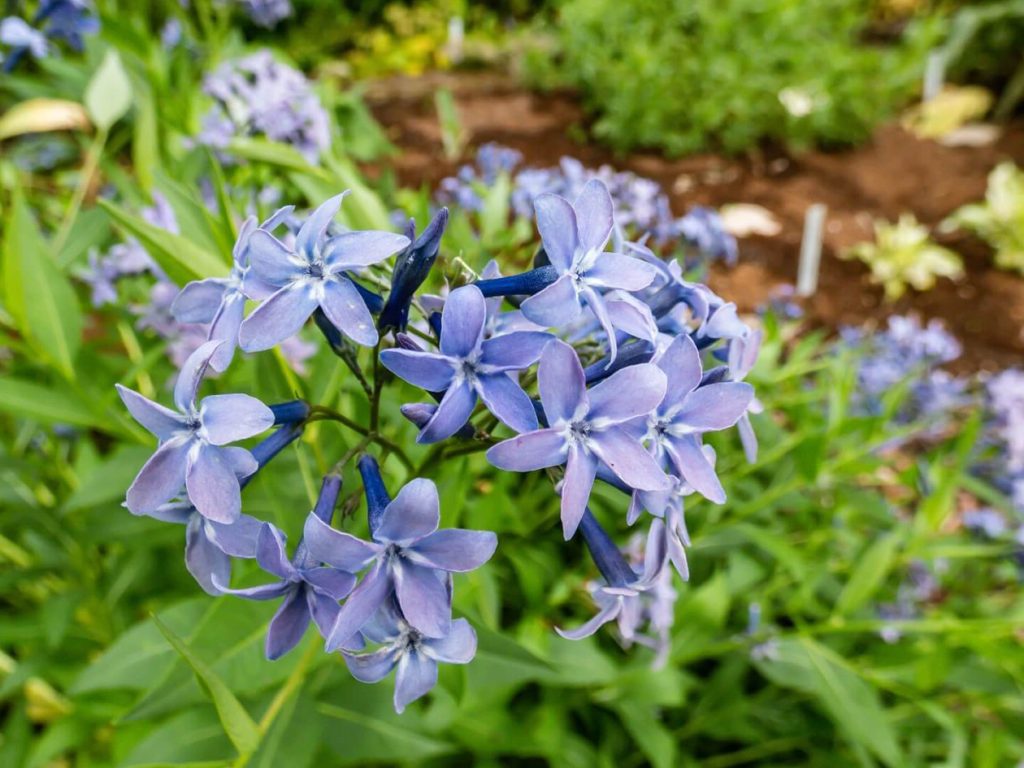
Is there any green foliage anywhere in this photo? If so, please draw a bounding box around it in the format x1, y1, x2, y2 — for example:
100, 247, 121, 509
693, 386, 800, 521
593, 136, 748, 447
843, 213, 964, 300
529, 0, 938, 154
946, 162, 1024, 275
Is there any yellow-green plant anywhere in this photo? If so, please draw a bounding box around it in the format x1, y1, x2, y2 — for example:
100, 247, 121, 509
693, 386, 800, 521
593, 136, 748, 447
945, 162, 1024, 275
844, 214, 964, 300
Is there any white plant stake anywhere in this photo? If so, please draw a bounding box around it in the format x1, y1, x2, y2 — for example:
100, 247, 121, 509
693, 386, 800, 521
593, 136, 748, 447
923, 50, 946, 103
797, 204, 827, 297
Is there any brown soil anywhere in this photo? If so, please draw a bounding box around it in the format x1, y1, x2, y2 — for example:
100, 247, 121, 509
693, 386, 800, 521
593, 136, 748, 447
362, 72, 1024, 373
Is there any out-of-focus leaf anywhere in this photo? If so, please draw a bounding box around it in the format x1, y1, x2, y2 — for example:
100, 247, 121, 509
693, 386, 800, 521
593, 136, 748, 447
835, 532, 902, 616
0, 379, 97, 428
99, 198, 224, 283
612, 703, 676, 768
153, 615, 260, 756
3, 195, 82, 379
84, 49, 133, 131
756, 636, 902, 766
0, 98, 90, 140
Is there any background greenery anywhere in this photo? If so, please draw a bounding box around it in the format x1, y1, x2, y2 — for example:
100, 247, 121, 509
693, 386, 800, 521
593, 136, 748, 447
1, 1, 1023, 766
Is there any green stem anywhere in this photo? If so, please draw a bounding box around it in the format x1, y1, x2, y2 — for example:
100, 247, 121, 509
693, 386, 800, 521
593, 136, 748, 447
54, 127, 107, 254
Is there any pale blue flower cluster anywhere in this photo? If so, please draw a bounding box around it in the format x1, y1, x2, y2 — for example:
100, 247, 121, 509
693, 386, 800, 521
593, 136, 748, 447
116, 176, 759, 711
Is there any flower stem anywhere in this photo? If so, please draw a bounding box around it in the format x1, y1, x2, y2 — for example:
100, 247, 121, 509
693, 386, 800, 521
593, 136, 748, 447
54, 127, 107, 254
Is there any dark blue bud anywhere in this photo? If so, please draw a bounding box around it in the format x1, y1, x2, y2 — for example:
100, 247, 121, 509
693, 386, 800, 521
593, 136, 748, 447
646, 283, 686, 318
245, 422, 304, 485
532, 246, 550, 269
475, 265, 559, 299
270, 400, 310, 425
428, 311, 443, 340
394, 332, 424, 352
353, 281, 385, 315
579, 509, 636, 588
700, 365, 730, 386
313, 474, 342, 524
583, 341, 655, 385
313, 307, 344, 351
379, 208, 448, 332
357, 455, 391, 536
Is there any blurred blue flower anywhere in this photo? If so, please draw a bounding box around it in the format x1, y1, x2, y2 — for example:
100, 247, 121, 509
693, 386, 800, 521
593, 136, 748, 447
239, 193, 409, 351
487, 339, 671, 539
677, 206, 738, 265
117, 341, 275, 523
195, 50, 330, 164
240, 0, 292, 28
381, 285, 550, 442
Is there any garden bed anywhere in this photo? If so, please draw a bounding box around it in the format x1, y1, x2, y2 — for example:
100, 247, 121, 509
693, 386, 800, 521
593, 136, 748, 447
363, 71, 1024, 372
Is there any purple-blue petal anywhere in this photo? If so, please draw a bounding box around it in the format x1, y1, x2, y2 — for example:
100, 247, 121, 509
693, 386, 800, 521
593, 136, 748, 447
200, 394, 274, 445
439, 285, 486, 359
475, 373, 538, 433
320, 276, 378, 347
125, 437, 191, 515
116, 384, 186, 440
238, 282, 319, 352
417, 380, 477, 444
379, 349, 455, 391
405, 529, 497, 572
538, 339, 587, 425
486, 428, 568, 471
375, 478, 440, 544
394, 561, 451, 638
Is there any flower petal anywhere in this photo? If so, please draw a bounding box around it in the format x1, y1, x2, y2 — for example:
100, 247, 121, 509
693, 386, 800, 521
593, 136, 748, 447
174, 341, 222, 412
344, 646, 399, 683
256, 523, 297, 580
296, 193, 346, 258
199, 394, 274, 446
534, 193, 578, 272
171, 278, 228, 324
248, 230, 307, 286
301, 566, 356, 600
439, 285, 486, 359
307, 588, 342, 637
605, 292, 657, 343
479, 331, 552, 372
303, 513, 382, 571
320, 276, 378, 347
587, 363, 666, 424
394, 650, 438, 714
520, 274, 581, 328
325, 562, 393, 652
538, 338, 587, 424
422, 618, 477, 664
656, 334, 702, 410
379, 349, 455, 391
205, 513, 263, 558
584, 253, 659, 291
592, 427, 671, 491
486, 428, 568, 471
266, 588, 310, 660
323, 230, 410, 272
185, 514, 231, 596
561, 445, 597, 539
125, 437, 191, 515
239, 282, 318, 352
664, 434, 726, 504
185, 442, 244, 524
573, 179, 614, 253
116, 384, 186, 440
417, 380, 477, 444
476, 373, 538, 433
376, 478, 440, 543
555, 599, 622, 640
406, 530, 497, 572
395, 561, 451, 638
207, 292, 246, 372
672, 382, 754, 431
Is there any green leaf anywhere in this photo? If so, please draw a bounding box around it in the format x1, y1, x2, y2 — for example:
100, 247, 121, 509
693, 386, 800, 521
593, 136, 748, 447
226, 137, 324, 175
756, 637, 902, 766
0, 379, 97, 428
99, 198, 225, 284
318, 700, 456, 764
835, 532, 902, 616
480, 172, 511, 243
153, 615, 260, 756
132, 86, 160, 191
612, 703, 676, 768
84, 49, 133, 131
3, 195, 82, 379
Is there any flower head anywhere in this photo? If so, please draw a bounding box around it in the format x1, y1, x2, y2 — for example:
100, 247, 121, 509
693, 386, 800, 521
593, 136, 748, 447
304, 464, 496, 650
381, 285, 550, 442
343, 598, 477, 713
238, 193, 410, 351
487, 339, 671, 538
117, 341, 275, 523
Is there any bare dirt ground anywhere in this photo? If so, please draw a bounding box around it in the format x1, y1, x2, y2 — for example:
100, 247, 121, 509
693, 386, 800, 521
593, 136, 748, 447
362, 72, 1024, 372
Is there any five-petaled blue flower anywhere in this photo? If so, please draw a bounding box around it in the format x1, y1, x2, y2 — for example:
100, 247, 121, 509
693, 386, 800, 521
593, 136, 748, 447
303, 476, 497, 650
520, 179, 659, 360
380, 284, 551, 442
239, 193, 409, 352
343, 598, 477, 713
117, 341, 275, 523
487, 338, 672, 539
